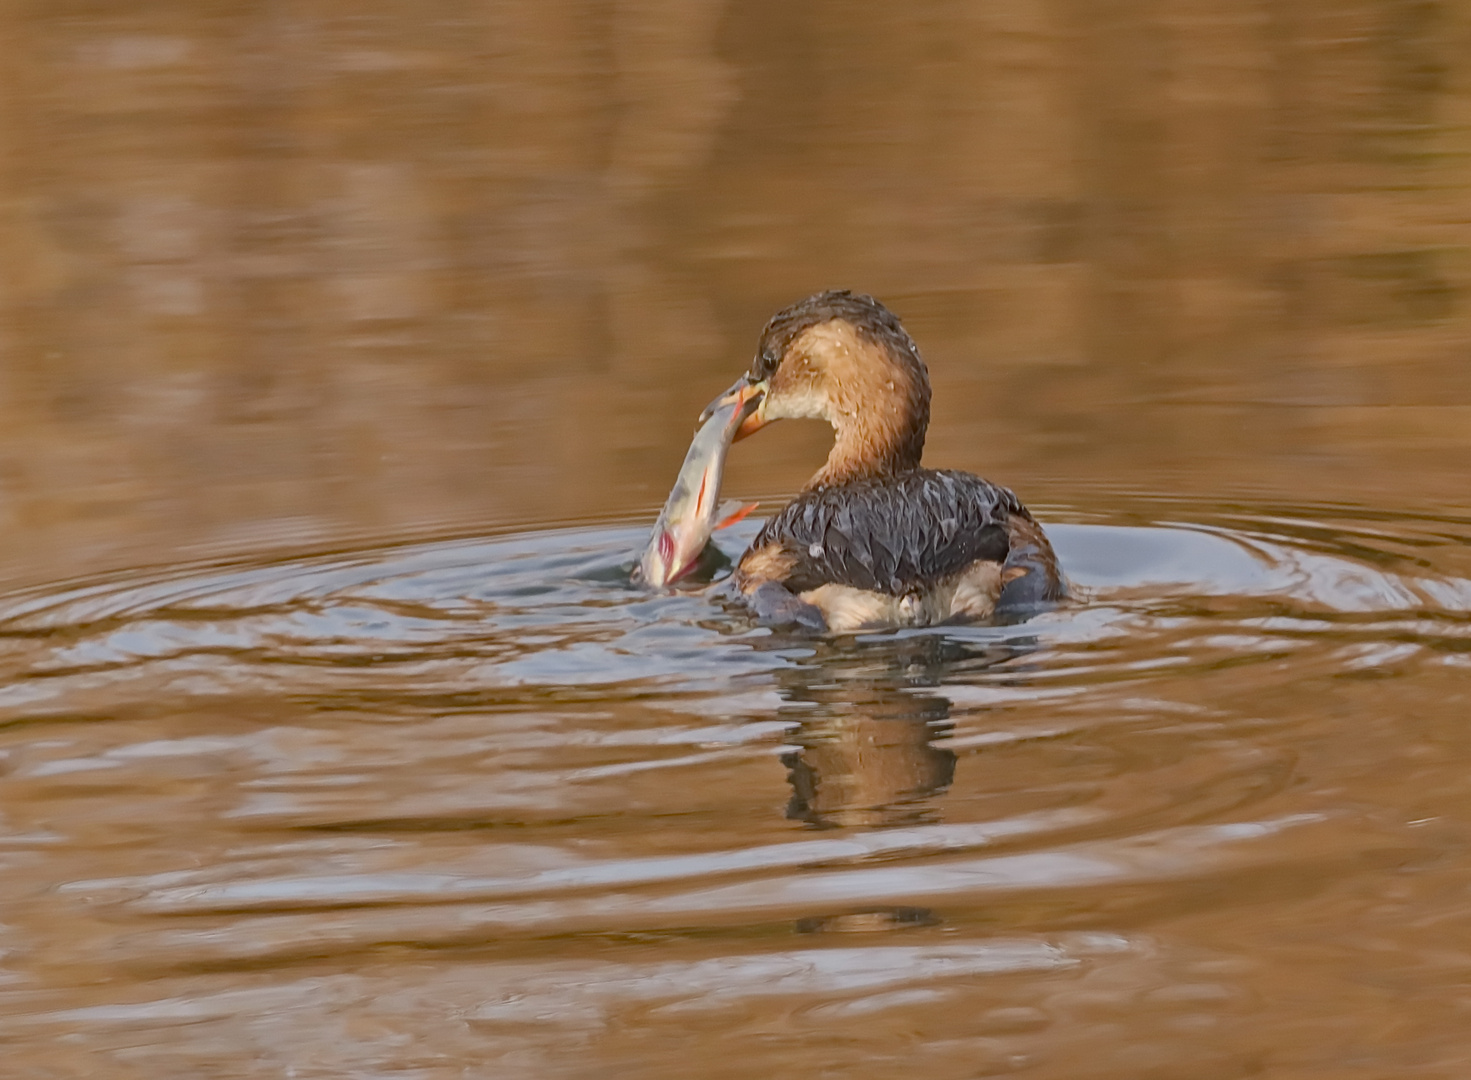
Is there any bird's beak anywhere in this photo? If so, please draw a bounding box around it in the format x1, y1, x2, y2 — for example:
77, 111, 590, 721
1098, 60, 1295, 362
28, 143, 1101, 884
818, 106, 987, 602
700, 376, 769, 441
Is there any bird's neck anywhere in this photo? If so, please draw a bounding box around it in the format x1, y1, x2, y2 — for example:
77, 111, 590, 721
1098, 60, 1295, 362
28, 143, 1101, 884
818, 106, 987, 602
808, 407, 926, 489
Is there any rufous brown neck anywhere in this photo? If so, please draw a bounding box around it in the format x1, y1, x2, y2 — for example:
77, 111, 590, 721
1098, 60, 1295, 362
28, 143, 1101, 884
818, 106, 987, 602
798, 324, 930, 489
808, 413, 925, 487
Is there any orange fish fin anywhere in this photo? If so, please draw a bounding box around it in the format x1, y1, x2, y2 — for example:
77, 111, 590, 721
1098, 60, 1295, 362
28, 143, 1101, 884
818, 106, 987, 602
715, 501, 759, 530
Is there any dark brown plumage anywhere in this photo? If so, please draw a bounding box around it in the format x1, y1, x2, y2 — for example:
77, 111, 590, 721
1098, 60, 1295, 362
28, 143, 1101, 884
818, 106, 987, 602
750, 470, 1016, 596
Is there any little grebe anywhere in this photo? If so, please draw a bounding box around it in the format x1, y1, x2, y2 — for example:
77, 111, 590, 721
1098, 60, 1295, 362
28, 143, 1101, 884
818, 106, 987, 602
704, 290, 1066, 632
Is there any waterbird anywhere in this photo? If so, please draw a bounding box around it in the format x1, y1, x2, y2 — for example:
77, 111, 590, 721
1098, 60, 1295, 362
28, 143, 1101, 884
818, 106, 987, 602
700, 290, 1066, 632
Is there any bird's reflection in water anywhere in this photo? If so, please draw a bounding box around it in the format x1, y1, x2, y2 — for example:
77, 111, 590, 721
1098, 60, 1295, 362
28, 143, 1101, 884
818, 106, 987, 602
782, 687, 954, 829
754, 631, 1030, 932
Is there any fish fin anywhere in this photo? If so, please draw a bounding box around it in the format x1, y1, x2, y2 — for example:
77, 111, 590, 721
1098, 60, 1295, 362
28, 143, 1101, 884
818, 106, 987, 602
715, 501, 759, 530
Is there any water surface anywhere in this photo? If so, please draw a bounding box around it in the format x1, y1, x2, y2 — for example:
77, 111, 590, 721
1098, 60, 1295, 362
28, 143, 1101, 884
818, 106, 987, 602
3, 500, 1471, 1076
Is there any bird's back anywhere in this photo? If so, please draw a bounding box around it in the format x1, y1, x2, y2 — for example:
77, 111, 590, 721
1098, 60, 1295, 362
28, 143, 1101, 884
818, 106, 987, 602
745, 469, 1024, 596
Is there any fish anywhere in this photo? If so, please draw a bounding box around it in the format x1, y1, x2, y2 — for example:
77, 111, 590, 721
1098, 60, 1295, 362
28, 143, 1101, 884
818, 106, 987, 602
636, 395, 761, 588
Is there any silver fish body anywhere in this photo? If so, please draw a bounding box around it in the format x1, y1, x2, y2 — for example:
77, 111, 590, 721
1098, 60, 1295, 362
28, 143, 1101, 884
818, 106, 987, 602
637, 396, 758, 588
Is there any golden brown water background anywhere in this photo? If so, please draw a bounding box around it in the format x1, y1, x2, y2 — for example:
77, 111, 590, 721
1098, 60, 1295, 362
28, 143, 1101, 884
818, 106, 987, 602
2, 2, 1471, 1076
